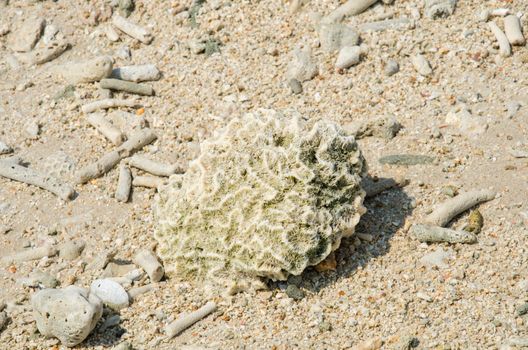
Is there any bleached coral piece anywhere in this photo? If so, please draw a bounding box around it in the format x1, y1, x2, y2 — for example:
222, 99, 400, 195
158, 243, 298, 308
154, 109, 366, 291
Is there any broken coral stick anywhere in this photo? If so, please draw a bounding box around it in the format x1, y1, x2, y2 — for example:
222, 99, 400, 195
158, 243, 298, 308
411, 224, 477, 244
0, 159, 75, 200
504, 15, 526, 46
86, 113, 125, 145
362, 175, 409, 198
112, 14, 153, 44
133, 250, 164, 282
324, 0, 378, 23
165, 302, 217, 338
100, 78, 154, 96
1, 244, 58, 265
115, 164, 132, 202
81, 99, 140, 114
132, 175, 166, 189
127, 155, 180, 177
75, 128, 157, 184
110, 64, 161, 82
424, 189, 496, 227
488, 21, 512, 57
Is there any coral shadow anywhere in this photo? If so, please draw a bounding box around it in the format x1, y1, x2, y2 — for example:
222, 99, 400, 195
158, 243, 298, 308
271, 176, 414, 294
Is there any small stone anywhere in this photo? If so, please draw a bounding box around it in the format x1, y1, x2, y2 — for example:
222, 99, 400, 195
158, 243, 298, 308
441, 185, 458, 197
113, 342, 133, 350
8, 17, 45, 52
189, 39, 206, 54
464, 209, 483, 234
353, 337, 383, 350
99, 314, 121, 332
61, 56, 113, 84
419, 248, 452, 269
90, 279, 129, 310
384, 60, 399, 76
116, 45, 131, 60
0, 311, 7, 332
445, 107, 487, 138
286, 46, 318, 82
285, 284, 305, 300
32, 286, 103, 347
25, 122, 40, 139
416, 292, 433, 302
506, 101, 521, 119
425, 0, 457, 19
118, 0, 134, 17
289, 79, 303, 95
379, 154, 434, 166
86, 249, 117, 271
314, 252, 337, 272
24, 270, 59, 288
59, 240, 86, 261
335, 46, 361, 69
318, 321, 332, 332
318, 23, 359, 52
518, 280, 528, 293
411, 54, 433, 76
396, 336, 419, 350
516, 303, 528, 316
42, 24, 59, 45
0, 141, 12, 155
344, 115, 401, 140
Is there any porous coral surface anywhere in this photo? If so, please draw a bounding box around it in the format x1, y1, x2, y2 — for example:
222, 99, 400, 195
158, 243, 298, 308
155, 109, 366, 289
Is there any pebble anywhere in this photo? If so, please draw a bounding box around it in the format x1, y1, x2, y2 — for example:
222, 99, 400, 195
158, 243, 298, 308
90, 279, 129, 310
379, 154, 434, 166
518, 279, 528, 293
8, 17, 45, 52
285, 284, 305, 300
0, 311, 6, 332
289, 78, 303, 95
99, 314, 121, 332
419, 248, 452, 269
118, 0, 134, 17
516, 303, 528, 316
505, 101, 521, 119
416, 292, 433, 302
32, 286, 103, 347
318, 23, 359, 52
411, 54, 433, 76
25, 121, 40, 139
113, 342, 133, 350
353, 337, 383, 350
286, 46, 318, 82
42, 24, 59, 44
384, 59, 399, 76
345, 115, 401, 140
189, 39, 206, 54
86, 249, 116, 271
59, 240, 86, 260
116, 45, 131, 60
441, 185, 458, 197
424, 0, 456, 19
18, 270, 59, 288
0, 141, 12, 155
60, 56, 113, 84
445, 107, 487, 138
335, 46, 361, 69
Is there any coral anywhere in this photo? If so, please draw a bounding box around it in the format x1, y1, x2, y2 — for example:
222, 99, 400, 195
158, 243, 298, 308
154, 109, 366, 290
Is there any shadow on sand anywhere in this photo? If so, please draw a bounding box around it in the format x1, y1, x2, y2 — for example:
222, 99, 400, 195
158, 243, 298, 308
271, 176, 414, 294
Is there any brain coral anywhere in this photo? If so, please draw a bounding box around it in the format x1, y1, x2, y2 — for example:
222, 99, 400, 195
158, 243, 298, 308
154, 109, 366, 291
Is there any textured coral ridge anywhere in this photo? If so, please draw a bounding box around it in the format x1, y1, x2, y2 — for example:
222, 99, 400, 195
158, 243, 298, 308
155, 109, 366, 289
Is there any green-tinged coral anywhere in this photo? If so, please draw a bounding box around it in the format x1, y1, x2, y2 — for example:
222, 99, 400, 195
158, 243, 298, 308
154, 109, 366, 291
